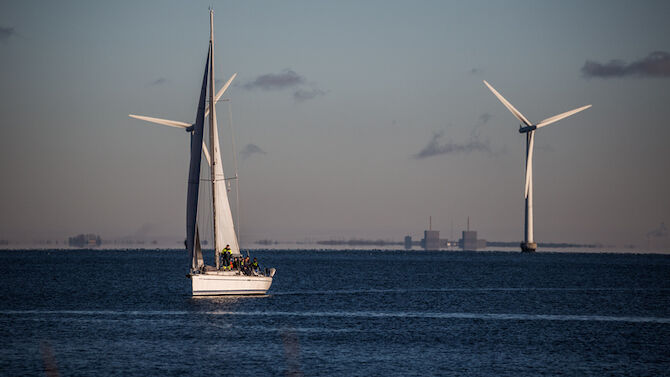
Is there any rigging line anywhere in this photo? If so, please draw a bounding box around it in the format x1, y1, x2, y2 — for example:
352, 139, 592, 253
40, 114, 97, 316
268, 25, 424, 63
227, 99, 241, 244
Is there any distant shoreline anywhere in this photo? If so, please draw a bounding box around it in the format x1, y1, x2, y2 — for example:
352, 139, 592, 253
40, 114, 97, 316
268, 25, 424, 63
1, 247, 667, 255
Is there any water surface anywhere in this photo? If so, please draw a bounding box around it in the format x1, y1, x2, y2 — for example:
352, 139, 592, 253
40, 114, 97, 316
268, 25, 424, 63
1, 250, 668, 376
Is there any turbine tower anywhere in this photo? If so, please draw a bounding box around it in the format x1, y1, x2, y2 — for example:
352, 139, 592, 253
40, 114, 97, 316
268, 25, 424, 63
483, 81, 591, 252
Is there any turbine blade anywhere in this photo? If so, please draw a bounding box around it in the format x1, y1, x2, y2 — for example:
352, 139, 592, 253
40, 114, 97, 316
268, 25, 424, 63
535, 105, 592, 129
202, 141, 211, 166
129, 114, 191, 129
483, 80, 532, 127
216, 72, 237, 101
524, 132, 535, 199
205, 73, 237, 118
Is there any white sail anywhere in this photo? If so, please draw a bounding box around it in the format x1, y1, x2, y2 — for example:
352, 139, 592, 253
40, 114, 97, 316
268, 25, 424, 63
194, 224, 204, 269
210, 107, 241, 256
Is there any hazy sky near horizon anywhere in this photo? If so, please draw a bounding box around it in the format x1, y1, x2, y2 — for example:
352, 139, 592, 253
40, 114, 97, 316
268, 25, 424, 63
1, 0, 669, 246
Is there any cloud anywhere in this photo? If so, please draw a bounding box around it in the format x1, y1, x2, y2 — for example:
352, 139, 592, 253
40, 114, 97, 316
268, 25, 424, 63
242, 69, 305, 90
0, 26, 16, 42
647, 222, 668, 238
147, 77, 168, 86
132, 223, 157, 238
294, 88, 326, 102
471, 112, 492, 139
240, 143, 266, 160
470, 67, 483, 75
116, 223, 158, 241
241, 69, 327, 103
414, 113, 493, 159
413, 131, 490, 159
581, 51, 670, 78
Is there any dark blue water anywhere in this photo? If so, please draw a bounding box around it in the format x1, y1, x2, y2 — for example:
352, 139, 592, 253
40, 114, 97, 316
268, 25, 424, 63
1, 250, 669, 376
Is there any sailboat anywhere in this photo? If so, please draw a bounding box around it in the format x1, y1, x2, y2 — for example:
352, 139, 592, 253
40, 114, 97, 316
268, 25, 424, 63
129, 10, 275, 295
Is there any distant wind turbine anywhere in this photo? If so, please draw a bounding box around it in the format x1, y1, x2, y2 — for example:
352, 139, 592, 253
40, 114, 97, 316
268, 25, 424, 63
483, 80, 591, 252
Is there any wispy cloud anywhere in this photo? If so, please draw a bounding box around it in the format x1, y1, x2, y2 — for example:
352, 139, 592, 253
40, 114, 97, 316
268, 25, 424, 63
413, 113, 492, 159
581, 51, 670, 78
0, 26, 17, 42
478, 112, 491, 125
132, 223, 157, 238
647, 222, 668, 238
241, 69, 327, 103
470, 112, 491, 139
240, 143, 267, 160
242, 69, 305, 90
413, 132, 490, 159
147, 77, 168, 86
294, 88, 326, 102
470, 67, 483, 75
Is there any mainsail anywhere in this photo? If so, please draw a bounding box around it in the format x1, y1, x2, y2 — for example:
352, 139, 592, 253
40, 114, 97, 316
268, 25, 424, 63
187, 48, 210, 272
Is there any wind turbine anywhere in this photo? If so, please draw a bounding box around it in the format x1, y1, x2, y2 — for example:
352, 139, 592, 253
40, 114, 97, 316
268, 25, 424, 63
483, 80, 591, 252
129, 73, 237, 166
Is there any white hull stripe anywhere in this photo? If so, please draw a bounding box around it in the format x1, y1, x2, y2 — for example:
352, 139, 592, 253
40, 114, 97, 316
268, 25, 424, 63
193, 289, 268, 295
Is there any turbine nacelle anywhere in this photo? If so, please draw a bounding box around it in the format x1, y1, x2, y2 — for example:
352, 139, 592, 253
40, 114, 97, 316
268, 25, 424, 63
518, 125, 537, 133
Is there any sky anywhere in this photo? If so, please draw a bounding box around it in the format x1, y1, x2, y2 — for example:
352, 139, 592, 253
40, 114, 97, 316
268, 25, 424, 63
0, 0, 669, 248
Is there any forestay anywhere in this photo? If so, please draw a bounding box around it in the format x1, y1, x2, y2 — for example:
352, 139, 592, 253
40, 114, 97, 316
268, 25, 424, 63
207, 11, 240, 258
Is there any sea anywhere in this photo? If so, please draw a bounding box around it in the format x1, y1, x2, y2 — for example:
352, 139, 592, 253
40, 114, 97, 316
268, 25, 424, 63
0, 249, 669, 376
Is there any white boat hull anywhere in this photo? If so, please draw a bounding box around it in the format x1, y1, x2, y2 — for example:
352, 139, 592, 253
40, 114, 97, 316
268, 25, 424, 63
191, 272, 273, 296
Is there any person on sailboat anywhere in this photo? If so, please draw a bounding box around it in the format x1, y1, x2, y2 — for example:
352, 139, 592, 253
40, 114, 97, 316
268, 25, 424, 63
251, 258, 260, 274
220, 245, 231, 270
242, 256, 251, 275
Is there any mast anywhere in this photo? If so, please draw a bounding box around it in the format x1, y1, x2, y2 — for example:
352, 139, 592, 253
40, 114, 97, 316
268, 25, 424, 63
207, 9, 242, 258
208, 9, 220, 268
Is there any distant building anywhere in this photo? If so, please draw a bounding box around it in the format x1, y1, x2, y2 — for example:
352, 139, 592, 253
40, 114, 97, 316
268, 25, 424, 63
458, 217, 487, 250
461, 230, 477, 250
404, 236, 412, 250
413, 216, 488, 251
460, 230, 487, 250
68, 234, 102, 248
423, 230, 440, 250
256, 239, 279, 246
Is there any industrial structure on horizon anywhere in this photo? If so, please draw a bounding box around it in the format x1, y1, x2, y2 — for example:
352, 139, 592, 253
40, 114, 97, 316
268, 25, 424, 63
405, 216, 487, 251
68, 233, 102, 248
